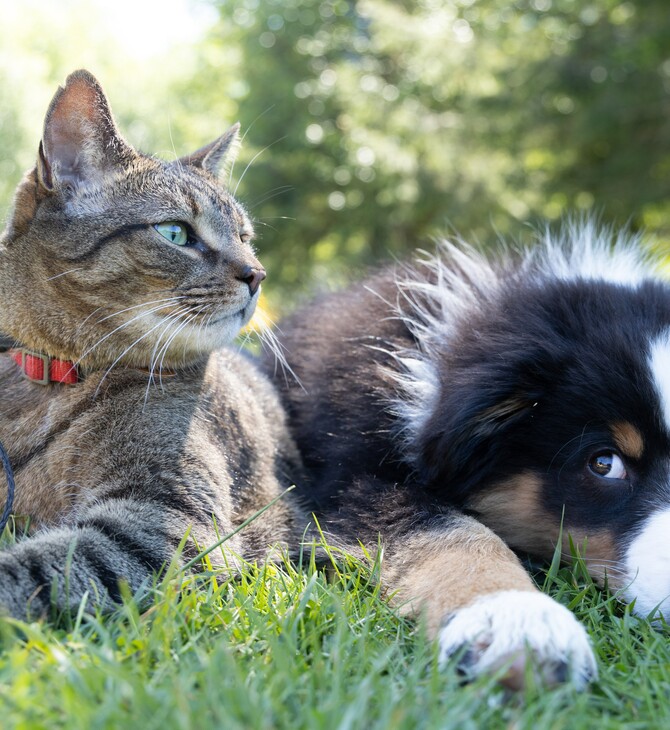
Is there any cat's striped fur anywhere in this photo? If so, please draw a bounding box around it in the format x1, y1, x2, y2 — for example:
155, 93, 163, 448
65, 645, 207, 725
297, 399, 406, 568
0, 70, 305, 618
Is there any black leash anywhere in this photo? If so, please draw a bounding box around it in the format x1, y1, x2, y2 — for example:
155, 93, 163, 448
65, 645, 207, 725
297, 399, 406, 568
0, 333, 17, 531
0, 334, 17, 353
0, 334, 16, 531
0, 438, 14, 533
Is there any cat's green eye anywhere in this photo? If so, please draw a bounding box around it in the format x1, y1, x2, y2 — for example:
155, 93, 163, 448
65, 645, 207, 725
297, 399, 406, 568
154, 222, 189, 246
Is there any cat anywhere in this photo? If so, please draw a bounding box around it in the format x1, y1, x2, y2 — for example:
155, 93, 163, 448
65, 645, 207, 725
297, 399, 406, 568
0, 69, 305, 619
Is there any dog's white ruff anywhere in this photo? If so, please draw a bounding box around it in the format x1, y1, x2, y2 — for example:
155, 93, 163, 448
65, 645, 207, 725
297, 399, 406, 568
384, 222, 655, 452
624, 507, 670, 617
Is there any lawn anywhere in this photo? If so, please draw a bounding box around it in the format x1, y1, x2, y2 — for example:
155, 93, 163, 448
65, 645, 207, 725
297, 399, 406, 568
0, 529, 668, 730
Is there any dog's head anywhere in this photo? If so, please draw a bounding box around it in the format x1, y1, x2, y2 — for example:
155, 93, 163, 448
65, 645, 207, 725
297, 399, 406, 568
397, 230, 670, 616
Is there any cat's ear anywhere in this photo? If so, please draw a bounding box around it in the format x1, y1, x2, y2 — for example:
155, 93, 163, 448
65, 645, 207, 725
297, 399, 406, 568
38, 69, 133, 192
178, 123, 241, 176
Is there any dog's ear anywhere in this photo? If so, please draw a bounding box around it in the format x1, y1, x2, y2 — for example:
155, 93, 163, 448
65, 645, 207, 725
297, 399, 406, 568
416, 348, 557, 499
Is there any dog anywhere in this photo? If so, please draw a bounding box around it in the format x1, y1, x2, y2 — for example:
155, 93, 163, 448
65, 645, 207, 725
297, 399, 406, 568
263, 221, 670, 689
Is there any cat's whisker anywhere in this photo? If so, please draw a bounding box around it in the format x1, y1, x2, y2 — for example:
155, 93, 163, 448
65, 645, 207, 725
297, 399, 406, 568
233, 136, 287, 197
246, 308, 273, 352
251, 221, 277, 232
105, 307, 192, 389
186, 304, 213, 361
169, 317, 198, 373
144, 307, 194, 403
142, 315, 175, 410
147, 308, 185, 371
76, 299, 182, 372
158, 309, 195, 373
236, 328, 254, 353
252, 308, 304, 390
193, 308, 209, 353
252, 216, 295, 233
150, 317, 180, 392
96, 296, 186, 324
74, 298, 184, 345
145, 303, 208, 398
143, 310, 195, 402
248, 185, 294, 209
94, 305, 192, 398
76, 301, 183, 368
228, 104, 276, 188
74, 305, 107, 336
167, 115, 183, 170
46, 267, 85, 281
156, 308, 205, 388
262, 329, 300, 387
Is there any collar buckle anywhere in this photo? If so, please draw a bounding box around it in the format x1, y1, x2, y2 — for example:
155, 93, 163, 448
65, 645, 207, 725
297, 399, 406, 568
21, 350, 51, 385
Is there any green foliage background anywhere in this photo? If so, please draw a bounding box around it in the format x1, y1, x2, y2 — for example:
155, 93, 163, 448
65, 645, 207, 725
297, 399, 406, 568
1, 0, 669, 309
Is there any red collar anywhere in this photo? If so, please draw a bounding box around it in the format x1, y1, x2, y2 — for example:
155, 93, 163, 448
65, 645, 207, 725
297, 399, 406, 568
10, 348, 79, 385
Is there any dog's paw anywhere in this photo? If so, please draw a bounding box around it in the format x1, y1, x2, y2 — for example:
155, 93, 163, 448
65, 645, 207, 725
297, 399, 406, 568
437, 590, 597, 691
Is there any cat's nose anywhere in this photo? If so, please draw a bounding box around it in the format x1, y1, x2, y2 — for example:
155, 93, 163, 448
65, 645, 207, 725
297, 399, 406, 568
238, 265, 266, 296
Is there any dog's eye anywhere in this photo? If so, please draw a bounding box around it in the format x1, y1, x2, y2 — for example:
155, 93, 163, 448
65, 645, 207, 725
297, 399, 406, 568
588, 451, 627, 479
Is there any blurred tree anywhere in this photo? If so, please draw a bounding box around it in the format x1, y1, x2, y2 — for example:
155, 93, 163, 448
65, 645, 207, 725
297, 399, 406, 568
1, 0, 669, 309
197, 0, 670, 305
0, 0, 234, 224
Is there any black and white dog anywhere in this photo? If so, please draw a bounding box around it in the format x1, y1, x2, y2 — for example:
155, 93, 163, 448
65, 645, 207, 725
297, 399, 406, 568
265, 222, 670, 689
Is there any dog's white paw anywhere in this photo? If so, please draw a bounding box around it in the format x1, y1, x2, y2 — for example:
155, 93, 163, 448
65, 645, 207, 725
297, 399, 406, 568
438, 590, 597, 690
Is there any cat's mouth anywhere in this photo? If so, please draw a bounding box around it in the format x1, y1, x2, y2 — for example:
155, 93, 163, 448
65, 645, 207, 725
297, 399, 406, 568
206, 307, 248, 326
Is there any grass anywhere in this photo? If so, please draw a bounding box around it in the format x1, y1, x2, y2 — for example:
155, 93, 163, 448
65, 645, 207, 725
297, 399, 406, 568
0, 533, 668, 730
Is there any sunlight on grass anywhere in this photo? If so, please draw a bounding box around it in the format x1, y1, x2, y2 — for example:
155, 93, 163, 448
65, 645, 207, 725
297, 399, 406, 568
0, 526, 669, 729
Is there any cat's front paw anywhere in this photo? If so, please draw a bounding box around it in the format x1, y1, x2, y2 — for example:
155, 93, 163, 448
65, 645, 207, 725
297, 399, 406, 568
438, 590, 597, 691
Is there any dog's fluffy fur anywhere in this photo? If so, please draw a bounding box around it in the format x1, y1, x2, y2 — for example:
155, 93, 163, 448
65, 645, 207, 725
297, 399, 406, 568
265, 222, 670, 688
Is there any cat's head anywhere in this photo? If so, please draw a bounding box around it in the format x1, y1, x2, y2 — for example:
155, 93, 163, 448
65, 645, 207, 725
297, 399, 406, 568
0, 69, 264, 370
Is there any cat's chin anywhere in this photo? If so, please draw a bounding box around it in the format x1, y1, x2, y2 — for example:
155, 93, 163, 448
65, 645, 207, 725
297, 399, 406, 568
240, 299, 258, 329
207, 305, 253, 329
187, 304, 257, 353
112, 306, 256, 369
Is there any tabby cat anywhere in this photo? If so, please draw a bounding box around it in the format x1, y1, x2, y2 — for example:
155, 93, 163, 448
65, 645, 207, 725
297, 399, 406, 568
0, 70, 305, 618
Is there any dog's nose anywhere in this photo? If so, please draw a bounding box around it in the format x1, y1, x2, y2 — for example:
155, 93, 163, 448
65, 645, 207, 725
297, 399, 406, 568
238, 265, 266, 296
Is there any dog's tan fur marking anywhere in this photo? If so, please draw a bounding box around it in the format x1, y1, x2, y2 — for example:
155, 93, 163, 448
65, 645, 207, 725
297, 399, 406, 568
468, 472, 621, 585
611, 421, 644, 460
564, 529, 619, 585
382, 514, 537, 636
467, 473, 557, 556
474, 397, 531, 437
